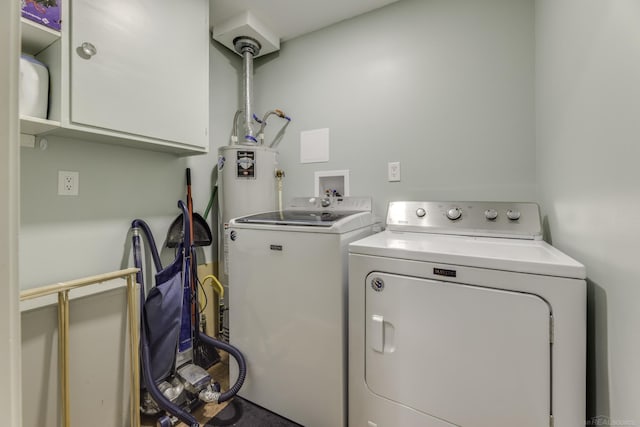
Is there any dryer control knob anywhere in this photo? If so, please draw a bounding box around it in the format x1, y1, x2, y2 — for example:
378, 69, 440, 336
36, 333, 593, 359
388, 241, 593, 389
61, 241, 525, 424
416, 208, 426, 218
446, 207, 462, 220
506, 209, 521, 221
485, 209, 498, 220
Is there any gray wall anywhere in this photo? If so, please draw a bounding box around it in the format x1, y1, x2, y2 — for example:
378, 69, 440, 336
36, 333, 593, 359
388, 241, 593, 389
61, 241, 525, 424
20, 136, 187, 288
253, 0, 536, 217
536, 0, 640, 423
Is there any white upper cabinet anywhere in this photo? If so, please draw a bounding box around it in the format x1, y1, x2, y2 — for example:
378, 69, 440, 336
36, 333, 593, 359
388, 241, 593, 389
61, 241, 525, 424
68, 0, 209, 151
21, 0, 209, 154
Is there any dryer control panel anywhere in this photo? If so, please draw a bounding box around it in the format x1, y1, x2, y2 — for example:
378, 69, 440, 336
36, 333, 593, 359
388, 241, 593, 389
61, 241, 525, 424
386, 201, 542, 239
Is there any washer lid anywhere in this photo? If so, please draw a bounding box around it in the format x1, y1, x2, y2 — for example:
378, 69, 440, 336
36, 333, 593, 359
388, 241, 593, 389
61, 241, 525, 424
230, 196, 377, 233
234, 210, 362, 227
350, 230, 586, 279
231, 210, 377, 234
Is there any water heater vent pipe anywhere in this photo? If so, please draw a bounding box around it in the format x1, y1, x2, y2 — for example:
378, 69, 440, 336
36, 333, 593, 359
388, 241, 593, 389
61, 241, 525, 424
234, 36, 261, 144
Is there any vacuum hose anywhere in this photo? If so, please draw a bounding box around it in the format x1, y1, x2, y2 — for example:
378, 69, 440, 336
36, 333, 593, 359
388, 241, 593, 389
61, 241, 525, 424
196, 332, 247, 402
131, 219, 163, 284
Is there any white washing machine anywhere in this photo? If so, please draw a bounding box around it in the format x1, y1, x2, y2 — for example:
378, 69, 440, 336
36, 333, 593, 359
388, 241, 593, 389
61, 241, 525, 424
348, 201, 586, 427
228, 196, 380, 427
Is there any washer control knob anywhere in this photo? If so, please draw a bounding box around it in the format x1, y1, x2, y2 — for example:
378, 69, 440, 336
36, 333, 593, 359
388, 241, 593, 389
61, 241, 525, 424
506, 209, 521, 221
416, 208, 426, 218
446, 207, 462, 220
484, 209, 498, 220
321, 198, 331, 208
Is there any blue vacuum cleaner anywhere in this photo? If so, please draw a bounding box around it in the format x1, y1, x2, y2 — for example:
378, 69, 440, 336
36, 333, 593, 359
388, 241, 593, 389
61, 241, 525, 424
131, 200, 246, 427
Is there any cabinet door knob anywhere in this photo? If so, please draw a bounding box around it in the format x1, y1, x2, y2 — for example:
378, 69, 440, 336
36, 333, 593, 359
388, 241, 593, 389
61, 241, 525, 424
80, 42, 97, 57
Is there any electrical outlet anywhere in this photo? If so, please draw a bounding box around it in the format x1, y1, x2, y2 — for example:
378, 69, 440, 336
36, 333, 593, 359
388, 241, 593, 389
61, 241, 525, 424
388, 162, 401, 182
58, 171, 79, 196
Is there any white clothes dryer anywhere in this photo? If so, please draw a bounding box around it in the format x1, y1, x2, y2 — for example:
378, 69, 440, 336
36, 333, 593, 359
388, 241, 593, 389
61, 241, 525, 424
228, 196, 380, 427
348, 201, 586, 427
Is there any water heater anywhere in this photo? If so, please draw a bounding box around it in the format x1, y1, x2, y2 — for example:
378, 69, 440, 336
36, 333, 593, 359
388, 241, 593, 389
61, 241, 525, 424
217, 145, 279, 339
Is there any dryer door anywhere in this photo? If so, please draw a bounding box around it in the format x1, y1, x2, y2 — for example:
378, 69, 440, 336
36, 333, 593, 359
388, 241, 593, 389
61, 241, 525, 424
365, 272, 551, 427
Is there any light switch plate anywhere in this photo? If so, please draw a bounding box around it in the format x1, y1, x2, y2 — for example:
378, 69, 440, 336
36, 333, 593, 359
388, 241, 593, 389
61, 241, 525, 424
388, 161, 401, 182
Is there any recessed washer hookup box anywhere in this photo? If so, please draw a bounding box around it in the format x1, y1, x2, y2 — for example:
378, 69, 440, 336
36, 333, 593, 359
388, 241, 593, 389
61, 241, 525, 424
21, 0, 61, 31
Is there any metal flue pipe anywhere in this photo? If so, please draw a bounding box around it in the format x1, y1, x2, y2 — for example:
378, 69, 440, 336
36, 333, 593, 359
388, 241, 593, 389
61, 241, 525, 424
234, 37, 262, 144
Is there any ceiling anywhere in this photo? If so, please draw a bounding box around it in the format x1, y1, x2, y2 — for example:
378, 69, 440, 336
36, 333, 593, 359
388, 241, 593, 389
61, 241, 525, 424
210, 0, 400, 43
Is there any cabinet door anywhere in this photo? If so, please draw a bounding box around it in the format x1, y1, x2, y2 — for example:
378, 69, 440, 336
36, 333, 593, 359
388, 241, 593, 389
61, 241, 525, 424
70, 0, 208, 149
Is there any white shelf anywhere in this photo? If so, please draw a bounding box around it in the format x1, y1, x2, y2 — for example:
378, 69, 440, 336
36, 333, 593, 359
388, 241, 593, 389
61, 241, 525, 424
21, 17, 60, 55
19, 115, 207, 154
20, 115, 61, 135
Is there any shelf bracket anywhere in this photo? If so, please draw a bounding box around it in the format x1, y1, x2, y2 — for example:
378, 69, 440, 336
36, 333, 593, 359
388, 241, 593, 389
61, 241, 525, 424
19, 133, 36, 148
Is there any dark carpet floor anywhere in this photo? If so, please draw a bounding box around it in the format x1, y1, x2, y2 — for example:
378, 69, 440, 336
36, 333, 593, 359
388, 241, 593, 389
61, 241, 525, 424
205, 397, 302, 427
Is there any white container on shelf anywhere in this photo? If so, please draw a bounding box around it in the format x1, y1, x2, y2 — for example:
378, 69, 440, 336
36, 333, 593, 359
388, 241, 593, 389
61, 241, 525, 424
19, 54, 49, 119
